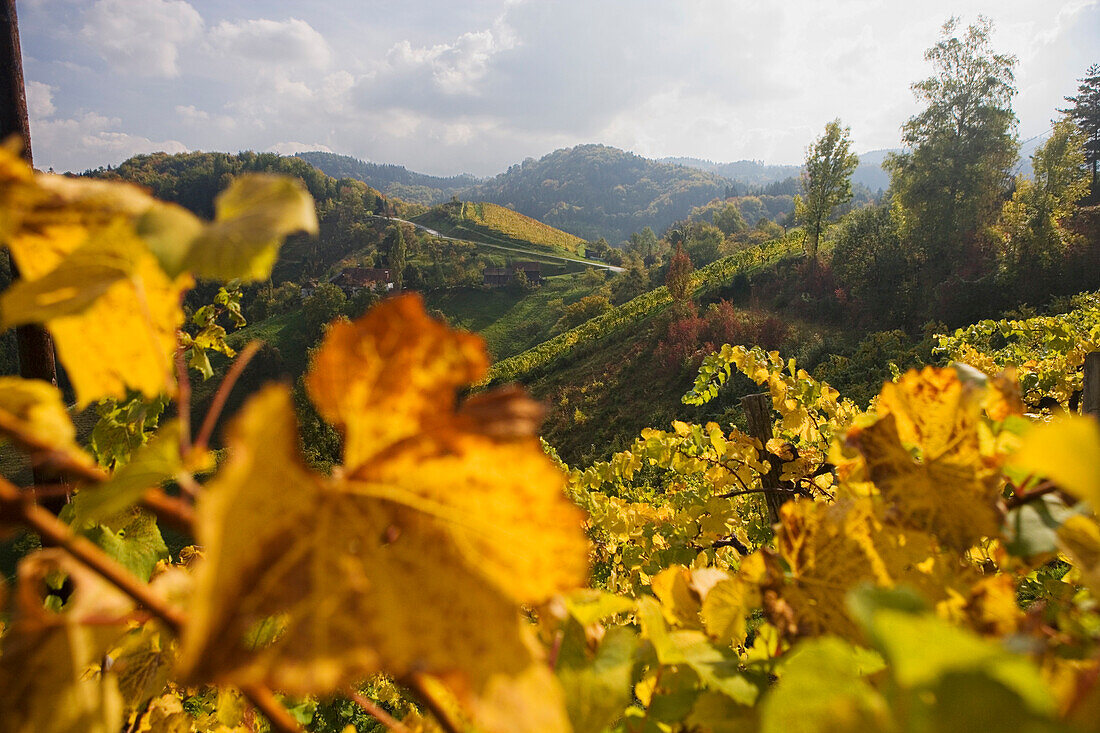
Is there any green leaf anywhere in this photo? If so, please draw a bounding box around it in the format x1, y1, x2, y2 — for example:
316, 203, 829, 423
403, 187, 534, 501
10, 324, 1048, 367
1004, 494, 1080, 557
760, 637, 891, 733
73, 423, 183, 527
81, 509, 169, 582
867, 609, 1055, 716
556, 622, 638, 733
182, 175, 318, 282
562, 589, 635, 626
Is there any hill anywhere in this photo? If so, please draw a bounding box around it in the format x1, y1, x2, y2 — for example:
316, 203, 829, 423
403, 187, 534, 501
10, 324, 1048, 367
463, 144, 736, 243
296, 151, 479, 205
412, 200, 587, 257
660, 157, 798, 187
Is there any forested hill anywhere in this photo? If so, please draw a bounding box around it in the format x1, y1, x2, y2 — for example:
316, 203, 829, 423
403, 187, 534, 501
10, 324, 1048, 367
668, 149, 896, 193
464, 144, 737, 243
659, 157, 800, 186
296, 151, 479, 205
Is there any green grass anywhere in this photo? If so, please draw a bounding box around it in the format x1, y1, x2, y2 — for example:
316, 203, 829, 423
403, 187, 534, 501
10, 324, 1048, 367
427, 274, 596, 359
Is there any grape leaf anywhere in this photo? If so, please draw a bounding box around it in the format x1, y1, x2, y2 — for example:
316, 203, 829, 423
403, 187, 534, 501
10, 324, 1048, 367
0, 376, 91, 466
1010, 416, 1100, 507
181, 296, 587, 732
0, 550, 132, 733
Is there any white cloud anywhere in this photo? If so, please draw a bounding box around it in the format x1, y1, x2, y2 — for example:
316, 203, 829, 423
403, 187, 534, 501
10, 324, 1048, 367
207, 18, 332, 71
34, 112, 187, 172
25, 81, 55, 119
80, 0, 204, 78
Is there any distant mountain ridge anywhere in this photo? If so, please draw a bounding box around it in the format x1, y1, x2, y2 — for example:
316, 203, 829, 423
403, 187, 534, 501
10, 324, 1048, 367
296, 151, 481, 206
667, 149, 898, 193
462, 144, 739, 243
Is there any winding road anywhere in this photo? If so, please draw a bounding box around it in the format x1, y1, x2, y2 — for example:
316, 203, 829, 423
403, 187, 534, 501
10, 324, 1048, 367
371, 215, 625, 273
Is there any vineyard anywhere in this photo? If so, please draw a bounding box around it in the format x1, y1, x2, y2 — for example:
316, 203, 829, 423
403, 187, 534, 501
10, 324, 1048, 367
485, 232, 801, 385
2, 145, 1100, 733
413, 200, 588, 257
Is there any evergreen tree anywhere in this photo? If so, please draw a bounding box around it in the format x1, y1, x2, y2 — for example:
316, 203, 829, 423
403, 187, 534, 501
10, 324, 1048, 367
886, 17, 1018, 280
385, 225, 406, 292
794, 119, 859, 259
1061, 63, 1100, 193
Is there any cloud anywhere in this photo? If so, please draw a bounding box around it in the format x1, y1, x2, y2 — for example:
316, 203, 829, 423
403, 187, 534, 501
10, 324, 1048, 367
33, 112, 187, 172
80, 0, 204, 78
207, 18, 333, 71
25, 81, 55, 119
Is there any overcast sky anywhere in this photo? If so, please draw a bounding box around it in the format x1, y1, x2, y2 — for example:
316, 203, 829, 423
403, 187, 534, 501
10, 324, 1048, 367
17, 0, 1100, 177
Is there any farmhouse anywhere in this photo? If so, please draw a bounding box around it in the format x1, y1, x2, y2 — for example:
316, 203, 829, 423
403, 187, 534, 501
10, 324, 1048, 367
483, 261, 544, 287
332, 267, 394, 294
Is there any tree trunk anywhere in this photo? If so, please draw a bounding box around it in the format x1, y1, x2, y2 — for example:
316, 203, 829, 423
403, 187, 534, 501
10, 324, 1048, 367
740, 392, 786, 525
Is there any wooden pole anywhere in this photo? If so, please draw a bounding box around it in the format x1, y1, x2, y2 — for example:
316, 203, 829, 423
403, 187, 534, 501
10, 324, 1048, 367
740, 392, 785, 525
1084, 351, 1100, 419
1, 0, 58, 388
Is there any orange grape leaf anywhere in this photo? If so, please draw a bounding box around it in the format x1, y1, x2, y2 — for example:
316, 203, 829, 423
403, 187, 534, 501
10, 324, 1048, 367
0, 550, 132, 733
182, 297, 587, 731
305, 293, 487, 472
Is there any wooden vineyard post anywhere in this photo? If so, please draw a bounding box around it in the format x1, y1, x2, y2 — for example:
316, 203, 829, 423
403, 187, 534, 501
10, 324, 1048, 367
1084, 351, 1100, 419
1, 0, 58, 388
741, 392, 786, 525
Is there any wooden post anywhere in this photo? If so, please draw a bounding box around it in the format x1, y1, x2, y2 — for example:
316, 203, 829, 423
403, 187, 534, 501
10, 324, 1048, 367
1084, 351, 1100, 419
1, 0, 58, 388
741, 392, 785, 525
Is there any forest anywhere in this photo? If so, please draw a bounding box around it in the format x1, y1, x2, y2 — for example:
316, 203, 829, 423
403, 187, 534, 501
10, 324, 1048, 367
2, 11, 1100, 733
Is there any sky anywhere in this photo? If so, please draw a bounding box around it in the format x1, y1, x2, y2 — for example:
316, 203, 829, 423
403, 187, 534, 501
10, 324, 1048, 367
16, 0, 1100, 177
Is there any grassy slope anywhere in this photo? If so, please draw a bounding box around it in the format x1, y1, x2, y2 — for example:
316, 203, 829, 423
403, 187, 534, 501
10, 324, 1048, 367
413, 202, 588, 258
427, 274, 595, 360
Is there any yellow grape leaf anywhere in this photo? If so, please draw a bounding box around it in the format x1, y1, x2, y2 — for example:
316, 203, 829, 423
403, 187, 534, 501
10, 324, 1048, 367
853, 411, 1001, 552
701, 575, 757, 647
182, 297, 587, 730
1057, 515, 1100, 594
2, 170, 189, 405
985, 368, 1025, 422
0, 141, 39, 240
772, 498, 905, 639
651, 565, 704, 629
0, 550, 131, 733
876, 366, 984, 462
0, 219, 140, 325
177, 174, 318, 282
1010, 416, 1100, 507
0, 376, 91, 465
305, 293, 487, 472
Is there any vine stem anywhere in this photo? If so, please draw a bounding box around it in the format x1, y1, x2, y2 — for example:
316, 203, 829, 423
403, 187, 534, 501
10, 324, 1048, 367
194, 340, 261, 452
349, 691, 412, 733
0, 475, 186, 631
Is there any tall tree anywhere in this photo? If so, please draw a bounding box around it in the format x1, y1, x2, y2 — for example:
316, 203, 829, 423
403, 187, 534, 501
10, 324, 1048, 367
665, 242, 694, 311
886, 17, 1018, 278
794, 119, 859, 259
997, 119, 1090, 271
1061, 63, 1100, 193
385, 224, 406, 292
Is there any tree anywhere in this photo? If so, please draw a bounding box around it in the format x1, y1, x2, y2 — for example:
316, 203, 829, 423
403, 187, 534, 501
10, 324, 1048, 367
794, 119, 859, 259
886, 17, 1018, 278
384, 224, 406, 291
665, 241, 694, 311
997, 119, 1090, 273
1061, 63, 1100, 193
